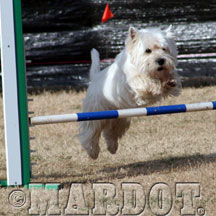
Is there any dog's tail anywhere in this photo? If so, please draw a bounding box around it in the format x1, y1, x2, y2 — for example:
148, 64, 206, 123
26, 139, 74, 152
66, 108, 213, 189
90, 48, 100, 80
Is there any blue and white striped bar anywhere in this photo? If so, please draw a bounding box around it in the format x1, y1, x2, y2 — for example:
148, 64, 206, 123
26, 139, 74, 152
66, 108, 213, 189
30, 101, 216, 125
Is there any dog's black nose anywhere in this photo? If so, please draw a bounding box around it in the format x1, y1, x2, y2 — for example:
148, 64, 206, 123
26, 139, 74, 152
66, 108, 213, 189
157, 58, 165, 66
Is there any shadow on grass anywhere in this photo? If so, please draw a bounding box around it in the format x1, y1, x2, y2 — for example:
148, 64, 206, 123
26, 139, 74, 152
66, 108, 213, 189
98, 153, 216, 180
33, 153, 216, 183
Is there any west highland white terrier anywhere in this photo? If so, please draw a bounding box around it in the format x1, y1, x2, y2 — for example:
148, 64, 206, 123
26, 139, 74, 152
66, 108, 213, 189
79, 26, 181, 159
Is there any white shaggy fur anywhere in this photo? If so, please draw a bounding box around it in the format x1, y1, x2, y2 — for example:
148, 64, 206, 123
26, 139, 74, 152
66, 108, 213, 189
79, 26, 181, 159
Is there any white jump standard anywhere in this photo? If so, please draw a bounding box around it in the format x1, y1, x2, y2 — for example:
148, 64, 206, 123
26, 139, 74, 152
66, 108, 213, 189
30, 101, 216, 125
0, 0, 30, 186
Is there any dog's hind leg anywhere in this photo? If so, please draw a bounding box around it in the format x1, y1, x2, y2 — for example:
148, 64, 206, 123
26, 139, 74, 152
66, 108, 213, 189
103, 127, 118, 154
103, 119, 131, 154
79, 120, 102, 159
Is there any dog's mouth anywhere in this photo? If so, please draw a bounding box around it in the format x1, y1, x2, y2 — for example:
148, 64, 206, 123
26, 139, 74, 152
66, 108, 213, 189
157, 67, 164, 71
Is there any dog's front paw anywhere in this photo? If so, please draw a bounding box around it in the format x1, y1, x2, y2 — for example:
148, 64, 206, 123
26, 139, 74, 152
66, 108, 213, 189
135, 97, 146, 106
165, 79, 177, 88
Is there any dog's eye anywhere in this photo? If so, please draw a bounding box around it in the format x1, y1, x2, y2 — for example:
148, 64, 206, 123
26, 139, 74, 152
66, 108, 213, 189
145, 48, 152, 53
162, 48, 167, 51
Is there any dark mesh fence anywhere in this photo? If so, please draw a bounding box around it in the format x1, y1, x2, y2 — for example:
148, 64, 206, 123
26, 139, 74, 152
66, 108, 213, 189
2, 0, 216, 91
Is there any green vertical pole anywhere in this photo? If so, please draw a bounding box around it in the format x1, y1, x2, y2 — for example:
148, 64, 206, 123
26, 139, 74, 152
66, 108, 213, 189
13, 0, 31, 185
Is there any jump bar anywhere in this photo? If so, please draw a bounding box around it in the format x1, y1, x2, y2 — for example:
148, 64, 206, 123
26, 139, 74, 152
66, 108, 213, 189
30, 101, 216, 125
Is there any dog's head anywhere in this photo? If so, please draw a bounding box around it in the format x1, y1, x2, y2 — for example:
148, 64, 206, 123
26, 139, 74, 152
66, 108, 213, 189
125, 26, 181, 96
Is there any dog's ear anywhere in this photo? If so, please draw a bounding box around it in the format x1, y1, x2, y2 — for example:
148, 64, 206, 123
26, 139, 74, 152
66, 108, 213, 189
128, 26, 138, 42
165, 25, 175, 39
125, 26, 139, 50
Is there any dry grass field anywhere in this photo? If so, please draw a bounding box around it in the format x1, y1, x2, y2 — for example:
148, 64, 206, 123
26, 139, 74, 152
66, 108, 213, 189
0, 86, 216, 215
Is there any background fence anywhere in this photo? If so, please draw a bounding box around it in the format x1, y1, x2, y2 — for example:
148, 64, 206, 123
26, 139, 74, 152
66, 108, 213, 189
1, 0, 216, 91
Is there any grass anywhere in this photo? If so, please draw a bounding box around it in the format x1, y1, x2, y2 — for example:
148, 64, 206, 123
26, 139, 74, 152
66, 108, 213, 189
0, 86, 216, 215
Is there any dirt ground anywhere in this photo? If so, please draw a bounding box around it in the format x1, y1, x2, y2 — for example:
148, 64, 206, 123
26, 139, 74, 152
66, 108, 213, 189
0, 86, 216, 215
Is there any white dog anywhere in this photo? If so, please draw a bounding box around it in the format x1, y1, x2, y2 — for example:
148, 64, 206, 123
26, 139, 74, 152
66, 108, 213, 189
79, 26, 181, 159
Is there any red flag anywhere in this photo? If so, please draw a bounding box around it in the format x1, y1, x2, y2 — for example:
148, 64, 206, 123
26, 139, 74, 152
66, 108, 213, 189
102, 4, 114, 23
